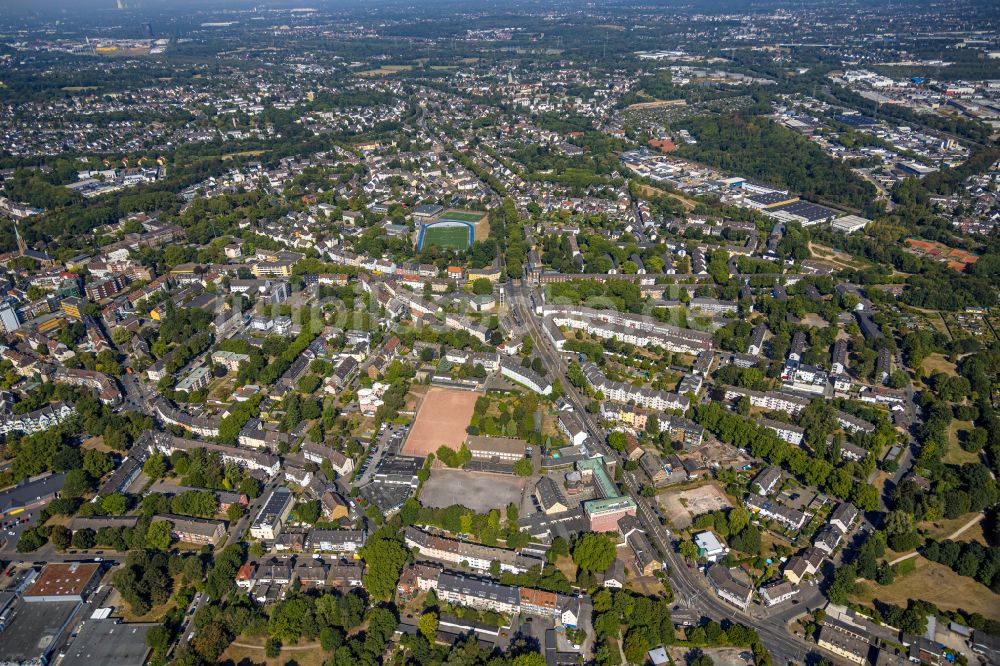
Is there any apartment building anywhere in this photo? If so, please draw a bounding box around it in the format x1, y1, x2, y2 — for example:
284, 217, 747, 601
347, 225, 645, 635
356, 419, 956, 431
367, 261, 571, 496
404, 526, 544, 574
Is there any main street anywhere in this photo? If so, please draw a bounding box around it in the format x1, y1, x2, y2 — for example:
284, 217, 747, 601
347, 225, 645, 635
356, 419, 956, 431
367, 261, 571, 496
510, 284, 819, 665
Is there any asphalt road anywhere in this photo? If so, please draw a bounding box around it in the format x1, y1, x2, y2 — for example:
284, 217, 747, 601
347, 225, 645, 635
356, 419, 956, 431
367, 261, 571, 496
511, 284, 822, 665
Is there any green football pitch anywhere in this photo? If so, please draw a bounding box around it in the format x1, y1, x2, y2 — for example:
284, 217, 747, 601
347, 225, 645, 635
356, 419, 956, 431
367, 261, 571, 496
422, 225, 472, 249
440, 211, 483, 222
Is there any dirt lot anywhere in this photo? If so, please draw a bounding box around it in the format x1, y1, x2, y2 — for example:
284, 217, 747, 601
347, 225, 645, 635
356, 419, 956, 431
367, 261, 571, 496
659, 483, 733, 528
853, 556, 1000, 622
420, 468, 530, 513
402, 387, 479, 456
668, 646, 751, 666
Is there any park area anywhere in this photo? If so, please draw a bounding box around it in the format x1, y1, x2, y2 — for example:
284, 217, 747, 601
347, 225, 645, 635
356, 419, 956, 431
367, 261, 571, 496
420, 468, 529, 513
401, 387, 479, 456
659, 483, 733, 528
852, 556, 1000, 622
219, 637, 326, 666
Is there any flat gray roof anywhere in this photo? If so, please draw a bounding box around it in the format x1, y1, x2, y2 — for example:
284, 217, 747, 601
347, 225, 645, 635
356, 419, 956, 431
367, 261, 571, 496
0, 599, 79, 662
62, 618, 154, 666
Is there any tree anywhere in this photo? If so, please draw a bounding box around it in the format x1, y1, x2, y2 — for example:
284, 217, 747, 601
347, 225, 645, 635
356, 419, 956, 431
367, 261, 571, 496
418, 611, 439, 642
680, 539, 699, 560
572, 533, 616, 572
239, 476, 262, 499
265, 638, 282, 658
101, 493, 128, 515
359, 529, 409, 600
728, 507, 750, 535
885, 511, 914, 537
513, 458, 533, 476
62, 468, 91, 499
227, 503, 244, 522
962, 427, 987, 453
513, 654, 546, 666
16, 526, 47, 552
623, 630, 649, 664
608, 431, 627, 452
83, 448, 114, 479
297, 500, 321, 524
737, 395, 751, 415
146, 625, 171, 657
72, 529, 95, 549
472, 279, 492, 296
50, 525, 71, 551
889, 370, 910, 390
146, 520, 173, 551
143, 453, 167, 480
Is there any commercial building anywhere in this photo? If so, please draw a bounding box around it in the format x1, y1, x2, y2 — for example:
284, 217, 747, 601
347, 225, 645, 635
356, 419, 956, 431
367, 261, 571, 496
0, 300, 21, 333
23, 562, 102, 602
250, 487, 294, 540
694, 531, 726, 561
0, 599, 81, 665
0, 471, 65, 518
831, 215, 871, 234
61, 618, 155, 666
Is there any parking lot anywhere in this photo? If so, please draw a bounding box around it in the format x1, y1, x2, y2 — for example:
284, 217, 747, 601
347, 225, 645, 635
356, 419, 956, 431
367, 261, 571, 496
420, 469, 529, 513
0, 508, 41, 554
353, 424, 408, 487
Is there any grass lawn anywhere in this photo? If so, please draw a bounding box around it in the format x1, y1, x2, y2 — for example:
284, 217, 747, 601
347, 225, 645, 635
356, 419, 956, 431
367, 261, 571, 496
943, 420, 978, 465
553, 554, 578, 582
219, 638, 327, 666
112, 573, 185, 623
921, 353, 957, 377
852, 556, 1000, 622
357, 65, 413, 77
421, 225, 471, 250
918, 513, 983, 541
760, 530, 794, 558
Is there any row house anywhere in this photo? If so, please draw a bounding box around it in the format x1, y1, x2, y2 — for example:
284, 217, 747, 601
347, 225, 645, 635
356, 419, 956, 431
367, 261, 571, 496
745, 494, 807, 531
